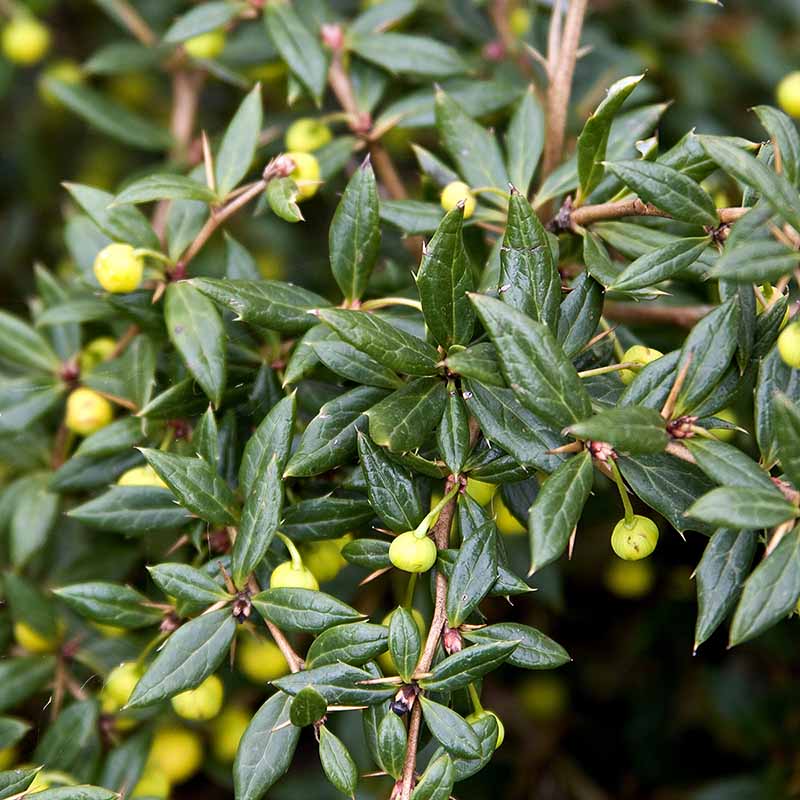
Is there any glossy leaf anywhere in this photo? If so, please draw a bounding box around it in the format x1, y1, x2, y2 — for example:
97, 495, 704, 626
216, 84, 262, 197
252, 588, 364, 633
446, 521, 497, 627
419, 640, 518, 692
305, 622, 389, 668
608, 236, 710, 292
463, 622, 570, 669
388, 606, 422, 682
505, 86, 544, 196
566, 406, 668, 455
54, 581, 162, 628
687, 487, 796, 529
319, 726, 358, 797
419, 697, 481, 759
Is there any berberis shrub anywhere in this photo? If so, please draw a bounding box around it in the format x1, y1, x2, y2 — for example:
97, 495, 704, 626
1, 1, 799, 799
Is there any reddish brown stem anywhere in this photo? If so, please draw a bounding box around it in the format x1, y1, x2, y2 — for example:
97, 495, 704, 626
603, 302, 713, 329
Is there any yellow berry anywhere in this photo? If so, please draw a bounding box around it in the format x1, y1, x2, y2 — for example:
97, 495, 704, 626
38, 59, 82, 106
171, 675, 224, 721
619, 345, 663, 385
389, 531, 437, 573
78, 336, 116, 373
93, 243, 144, 293
2, 15, 50, 66
604, 559, 655, 598
13, 621, 60, 654
285, 151, 321, 201
509, 7, 532, 37
302, 540, 345, 583
777, 321, 800, 369
0, 747, 17, 770
611, 515, 659, 561
440, 181, 476, 219
270, 560, 319, 590
147, 726, 203, 784
184, 30, 226, 60
237, 635, 289, 683
65, 387, 113, 436
285, 118, 332, 153
709, 407, 737, 443
131, 769, 170, 799
92, 622, 127, 638
210, 706, 251, 762
777, 71, 800, 119
465, 478, 496, 507
519, 676, 568, 721
117, 465, 168, 489
101, 662, 142, 713
493, 495, 526, 536
466, 710, 505, 748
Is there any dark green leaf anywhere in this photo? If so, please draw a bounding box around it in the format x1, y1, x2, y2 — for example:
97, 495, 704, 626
463, 622, 570, 669
388, 606, 422, 682
470, 293, 591, 428
711, 239, 800, 283
191, 278, 330, 335
140, 448, 238, 526
273, 664, 394, 706
694, 528, 756, 651
284, 385, 389, 477
419, 697, 481, 759
281, 497, 374, 542
350, 32, 467, 78
420, 640, 517, 692
446, 521, 497, 626
166, 281, 226, 407
253, 588, 364, 633
54, 582, 162, 628
329, 158, 380, 302
147, 563, 231, 606
444, 343, 504, 387
685, 438, 777, 492
566, 406, 668, 455
317, 309, 440, 377
753, 104, 800, 186
377, 712, 406, 780
289, 686, 328, 727
312, 338, 403, 389
267, 177, 303, 223
68, 486, 192, 533
500, 189, 560, 330
0, 767, 39, 799
33, 699, 99, 775
319, 726, 358, 797
164, 1, 240, 43
730, 525, 800, 646
529, 451, 593, 573
0, 311, 60, 373
505, 86, 544, 196
687, 487, 796, 529
557, 273, 603, 359
341, 538, 392, 569
216, 84, 262, 197
577, 74, 644, 198
604, 160, 717, 225
127, 609, 236, 707
608, 236, 710, 292
774, 393, 800, 489
234, 692, 300, 800
437, 383, 470, 474
113, 174, 216, 205
365, 378, 447, 452
755, 345, 800, 466
0, 656, 56, 713
411, 753, 454, 800
306, 622, 389, 668
417, 206, 475, 347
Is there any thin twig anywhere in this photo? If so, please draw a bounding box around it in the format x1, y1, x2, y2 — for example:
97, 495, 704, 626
603, 302, 713, 329
541, 0, 589, 184
264, 621, 304, 673
107, 0, 156, 46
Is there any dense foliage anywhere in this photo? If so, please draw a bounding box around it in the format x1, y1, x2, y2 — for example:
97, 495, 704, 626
1, 2, 800, 800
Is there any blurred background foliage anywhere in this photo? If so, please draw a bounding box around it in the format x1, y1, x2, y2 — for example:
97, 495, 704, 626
1, 1, 799, 799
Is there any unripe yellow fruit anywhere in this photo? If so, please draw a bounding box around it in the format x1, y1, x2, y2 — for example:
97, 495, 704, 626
520, 676, 568, 721
131, 769, 170, 799
79, 336, 116, 373
211, 705, 251, 762
611, 515, 659, 560
302, 540, 346, 583
93, 243, 144, 293
285, 151, 321, 201
92, 622, 127, 638
378, 608, 426, 674
171, 674, 224, 721
604, 559, 655, 598
117, 465, 168, 489
285, 118, 332, 153
38, 59, 83, 106
709, 407, 737, 443
65, 387, 113, 436
777, 320, 800, 369
440, 181, 476, 219
509, 7, 532, 37
2, 15, 50, 65
466, 710, 505, 748
777, 71, 800, 119
184, 30, 226, 60
237, 635, 289, 683
619, 345, 663, 385
0, 747, 17, 770
466, 478, 496, 507
270, 560, 319, 590
101, 661, 142, 713
493, 496, 526, 536
147, 726, 203, 784
13, 621, 61, 654
389, 531, 437, 573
